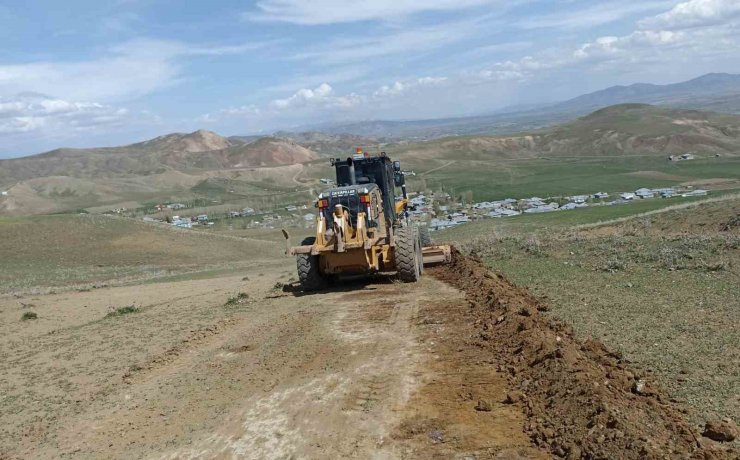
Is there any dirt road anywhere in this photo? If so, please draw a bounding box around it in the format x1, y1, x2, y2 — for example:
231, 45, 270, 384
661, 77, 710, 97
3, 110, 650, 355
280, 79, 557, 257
2, 251, 734, 459
0, 261, 540, 459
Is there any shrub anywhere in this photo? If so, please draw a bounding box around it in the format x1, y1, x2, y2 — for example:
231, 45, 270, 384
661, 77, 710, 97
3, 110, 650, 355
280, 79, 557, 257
225, 292, 249, 306
602, 258, 625, 272
521, 237, 545, 256
106, 305, 139, 318
21, 311, 38, 321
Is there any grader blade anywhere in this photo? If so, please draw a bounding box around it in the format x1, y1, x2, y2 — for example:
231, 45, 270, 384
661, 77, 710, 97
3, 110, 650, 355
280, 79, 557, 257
422, 245, 452, 266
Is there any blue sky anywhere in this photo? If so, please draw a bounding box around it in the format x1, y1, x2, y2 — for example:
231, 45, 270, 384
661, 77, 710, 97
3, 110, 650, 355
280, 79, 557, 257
1, 0, 739, 157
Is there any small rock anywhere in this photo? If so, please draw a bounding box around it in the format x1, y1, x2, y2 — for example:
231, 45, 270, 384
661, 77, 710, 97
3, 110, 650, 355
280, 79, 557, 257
702, 420, 738, 442
504, 391, 525, 404
566, 445, 582, 460
428, 430, 445, 443
632, 379, 646, 394
496, 315, 505, 324
475, 399, 492, 412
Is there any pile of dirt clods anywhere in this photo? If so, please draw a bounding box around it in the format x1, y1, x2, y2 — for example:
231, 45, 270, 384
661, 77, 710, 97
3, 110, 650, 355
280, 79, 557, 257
431, 250, 733, 459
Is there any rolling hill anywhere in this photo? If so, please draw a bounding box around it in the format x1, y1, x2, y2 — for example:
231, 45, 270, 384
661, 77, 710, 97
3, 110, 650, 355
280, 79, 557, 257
398, 104, 740, 160
0, 130, 321, 215
0, 130, 318, 184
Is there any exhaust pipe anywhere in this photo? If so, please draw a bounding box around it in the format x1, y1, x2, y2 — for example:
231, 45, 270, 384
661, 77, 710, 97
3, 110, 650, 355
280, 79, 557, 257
347, 158, 356, 185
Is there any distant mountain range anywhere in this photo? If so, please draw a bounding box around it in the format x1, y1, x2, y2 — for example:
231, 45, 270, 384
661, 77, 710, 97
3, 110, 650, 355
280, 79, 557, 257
291, 73, 740, 140
2, 103, 739, 215
542, 73, 740, 115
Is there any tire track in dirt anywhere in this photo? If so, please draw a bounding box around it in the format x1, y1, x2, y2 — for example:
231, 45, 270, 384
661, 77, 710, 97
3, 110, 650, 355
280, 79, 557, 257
121, 316, 242, 384
145, 284, 426, 460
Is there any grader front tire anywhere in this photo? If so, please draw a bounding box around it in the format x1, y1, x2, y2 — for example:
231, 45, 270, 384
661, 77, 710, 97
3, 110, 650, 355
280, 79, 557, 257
395, 227, 422, 282
297, 237, 326, 291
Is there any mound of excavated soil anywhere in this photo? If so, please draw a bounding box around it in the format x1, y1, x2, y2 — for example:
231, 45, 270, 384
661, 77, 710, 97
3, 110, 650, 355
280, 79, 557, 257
430, 250, 734, 459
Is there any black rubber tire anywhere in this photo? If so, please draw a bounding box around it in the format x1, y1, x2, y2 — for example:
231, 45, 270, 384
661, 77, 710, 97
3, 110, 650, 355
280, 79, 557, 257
297, 237, 326, 291
418, 225, 432, 247
395, 227, 421, 282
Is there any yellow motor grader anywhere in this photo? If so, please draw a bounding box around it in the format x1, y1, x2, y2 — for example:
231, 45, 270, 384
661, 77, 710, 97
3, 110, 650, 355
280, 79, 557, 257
283, 149, 451, 290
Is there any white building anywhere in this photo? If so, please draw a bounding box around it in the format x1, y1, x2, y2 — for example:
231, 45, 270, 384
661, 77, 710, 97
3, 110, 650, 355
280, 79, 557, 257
635, 188, 655, 199
568, 195, 589, 204
489, 209, 521, 218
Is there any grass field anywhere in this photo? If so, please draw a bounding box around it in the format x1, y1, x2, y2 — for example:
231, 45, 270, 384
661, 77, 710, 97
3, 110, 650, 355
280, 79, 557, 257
401, 155, 740, 201
0, 214, 283, 294
439, 196, 740, 428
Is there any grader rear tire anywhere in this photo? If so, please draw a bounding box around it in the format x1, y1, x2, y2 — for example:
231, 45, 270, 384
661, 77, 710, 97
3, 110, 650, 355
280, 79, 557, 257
418, 225, 432, 246
297, 237, 326, 291
395, 227, 422, 282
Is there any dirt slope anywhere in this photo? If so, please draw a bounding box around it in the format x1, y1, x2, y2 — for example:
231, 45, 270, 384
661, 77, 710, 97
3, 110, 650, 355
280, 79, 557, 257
431, 251, 734, 459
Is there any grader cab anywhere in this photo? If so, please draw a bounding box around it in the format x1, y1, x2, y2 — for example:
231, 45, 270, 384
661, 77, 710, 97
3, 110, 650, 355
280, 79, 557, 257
283, 149, 451, 291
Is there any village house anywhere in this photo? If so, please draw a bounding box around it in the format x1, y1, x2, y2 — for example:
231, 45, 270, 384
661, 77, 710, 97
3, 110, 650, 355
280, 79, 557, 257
489, 209, 521, 218
652, 188, 675, 198
635, 188, 655, 199
561, 202, 588, 210
568, 195, 589, 204
429, 218, 460, 231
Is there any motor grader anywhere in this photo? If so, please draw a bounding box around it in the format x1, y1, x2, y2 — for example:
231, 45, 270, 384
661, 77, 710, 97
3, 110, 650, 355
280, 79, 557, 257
283, 149, 450, 290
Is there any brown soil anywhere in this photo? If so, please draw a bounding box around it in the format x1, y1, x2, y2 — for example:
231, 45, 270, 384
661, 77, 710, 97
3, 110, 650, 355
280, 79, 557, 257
2, 249, 735, 459
429, 250, 735, 459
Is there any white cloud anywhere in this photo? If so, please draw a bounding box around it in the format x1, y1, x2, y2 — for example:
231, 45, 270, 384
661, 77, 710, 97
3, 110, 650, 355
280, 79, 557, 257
639, 0, 740, 30
574, 30, 687, 62
472, 56, 546, 83
210, 76, 450, 122
272, 83, 332, 109
198, 104, 261, 123
270, 83, 364, 110
373, 77, 448, 98
246, 0, 497, 25
0, 93, 133, 135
